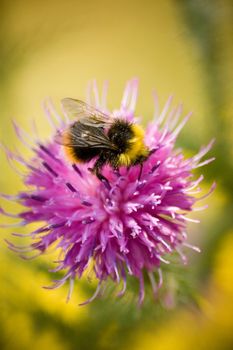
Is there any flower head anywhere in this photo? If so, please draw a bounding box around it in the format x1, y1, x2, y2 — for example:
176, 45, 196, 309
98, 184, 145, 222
1, 79, 215, 305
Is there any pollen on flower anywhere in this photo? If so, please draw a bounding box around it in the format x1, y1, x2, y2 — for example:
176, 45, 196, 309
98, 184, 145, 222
0, 79, 215, 305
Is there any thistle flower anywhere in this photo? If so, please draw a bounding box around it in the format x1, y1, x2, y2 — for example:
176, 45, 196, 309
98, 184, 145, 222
1, 79, 215, 305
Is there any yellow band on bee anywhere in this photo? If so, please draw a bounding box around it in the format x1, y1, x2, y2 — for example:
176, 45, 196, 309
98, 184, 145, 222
118, 124, 149, 166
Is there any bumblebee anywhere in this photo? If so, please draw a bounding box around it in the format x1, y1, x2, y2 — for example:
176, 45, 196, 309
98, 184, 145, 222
56, 98, 150, 182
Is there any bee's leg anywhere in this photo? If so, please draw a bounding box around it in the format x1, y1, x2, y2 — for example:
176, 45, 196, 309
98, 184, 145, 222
138, 163, 143, 181
113, 166, 120, 177
134, 155, 146, 181
136, 148, 159, 180
96, 170, 111, 190
149, 146, 159, 156
90, 158, 111, 190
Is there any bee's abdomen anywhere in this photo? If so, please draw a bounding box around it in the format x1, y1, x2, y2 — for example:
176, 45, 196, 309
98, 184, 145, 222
63, 123, 101, 163
73, 147, 100, 162
64, 144, 100, 163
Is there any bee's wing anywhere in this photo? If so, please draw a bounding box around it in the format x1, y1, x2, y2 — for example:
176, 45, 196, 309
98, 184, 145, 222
55, 124, 117, 150
61, 98, 113, 127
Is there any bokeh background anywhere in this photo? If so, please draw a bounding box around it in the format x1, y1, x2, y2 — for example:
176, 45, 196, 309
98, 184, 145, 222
0, 0, 232, 349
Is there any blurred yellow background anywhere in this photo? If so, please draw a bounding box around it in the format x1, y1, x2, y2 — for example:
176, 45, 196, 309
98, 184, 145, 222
0, 0, 232, 349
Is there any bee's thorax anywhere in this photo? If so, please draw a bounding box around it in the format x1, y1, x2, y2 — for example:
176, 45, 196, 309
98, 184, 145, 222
108, 120, 149, 166
107, 120, 133, 153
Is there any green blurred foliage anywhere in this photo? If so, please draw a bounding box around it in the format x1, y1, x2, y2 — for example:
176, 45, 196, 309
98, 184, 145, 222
0, 0, 232, 349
